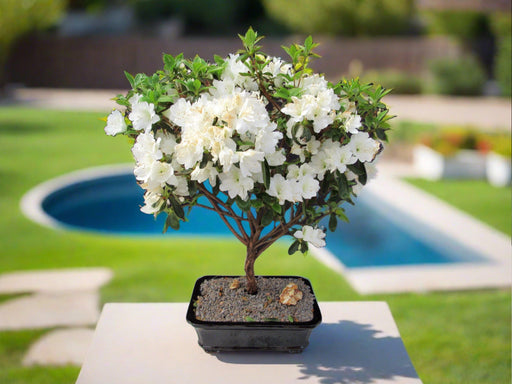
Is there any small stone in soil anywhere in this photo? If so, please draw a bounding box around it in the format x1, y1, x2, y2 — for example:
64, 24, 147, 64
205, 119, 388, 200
279, 283, 303, 306
194, 276, 315, 323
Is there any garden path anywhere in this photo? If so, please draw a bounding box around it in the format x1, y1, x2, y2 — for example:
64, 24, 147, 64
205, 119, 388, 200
3, 88, 511, 130
0, 268, 112, 366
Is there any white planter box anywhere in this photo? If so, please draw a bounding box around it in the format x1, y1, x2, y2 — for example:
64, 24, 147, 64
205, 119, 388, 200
486, 152, 511, 187
413, 144, 487, 180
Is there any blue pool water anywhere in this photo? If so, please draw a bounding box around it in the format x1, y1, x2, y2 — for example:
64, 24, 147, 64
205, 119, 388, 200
42, 172, 486, 268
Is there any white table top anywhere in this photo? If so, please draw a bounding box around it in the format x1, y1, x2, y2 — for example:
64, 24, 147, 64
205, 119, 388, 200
76, 302, 422, 384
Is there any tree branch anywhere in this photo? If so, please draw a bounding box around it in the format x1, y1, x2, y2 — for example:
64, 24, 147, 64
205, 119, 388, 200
195, 203, 248, 221
198, 184, 249, 243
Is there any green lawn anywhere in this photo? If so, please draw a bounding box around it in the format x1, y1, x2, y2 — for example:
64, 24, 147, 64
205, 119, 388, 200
406, 178, 511, 236
0, 107, 510, 384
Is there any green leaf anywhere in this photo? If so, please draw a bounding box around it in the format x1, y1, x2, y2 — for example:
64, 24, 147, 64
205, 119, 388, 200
335, 208, 350, 223
158, 95, 177, 103
272, 202, 282, 214
288, 240, 300, 255
244, 316, 256, 322
235, 198, 251, 212
169, 197, 185, 220
251, 199, 264, 210
329, 214, 337, 232
337, 172, 350, 198
261, 208, 273, 226
288, 315, 294, 323
262, 160, 270, 189
124, 71, 135, 88
164, 212, 180, 232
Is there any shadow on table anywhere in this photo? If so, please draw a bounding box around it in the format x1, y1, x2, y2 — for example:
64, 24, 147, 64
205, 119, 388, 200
216, 320, 419, 384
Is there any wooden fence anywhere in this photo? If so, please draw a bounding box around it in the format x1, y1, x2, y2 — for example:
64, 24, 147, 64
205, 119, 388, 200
6, 35, 462, 89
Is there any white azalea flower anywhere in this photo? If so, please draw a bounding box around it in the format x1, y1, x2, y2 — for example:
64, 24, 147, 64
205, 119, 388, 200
298, 175, 320, 200
218, 147, 239, 172
299, 163, 316, 178
232, 91, 270, 136
302, 74, 329, 97
174, 138, 204, 170
104, 110, 127, 136
265, 150, 286, 166
169, 175, 190, 196
310, 151, 330, 180
291, 143, 306, 162
282, 95, 315, 126
306, 138, 321, 155
264, 57, 292, 87
344, 113, 362, 134
155, 130, 177, 155
348, 132, 380, 163
255, 123, 282, 154
267, 174, 293, 204
191, 162, 219, 187
132, 132, 162, 164
140, 191, 164, 215
287, 164, 300, 180
294, 225, 326, 248
218, 166, 254, 200
222, 54, 258, 92
334, 145, 357, 173
135, 160, 174, 193
345, 162, 378, 196
129, 97, 160, 132
238, 149, 265, 178
163, 98, 191, 128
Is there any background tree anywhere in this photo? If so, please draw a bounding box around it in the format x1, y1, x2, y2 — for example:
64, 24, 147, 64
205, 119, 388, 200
0, 0, 67, 89
261, 0, 414, 36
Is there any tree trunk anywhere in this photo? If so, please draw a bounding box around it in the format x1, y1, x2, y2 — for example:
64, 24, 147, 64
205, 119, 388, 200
244, 247, 258, 295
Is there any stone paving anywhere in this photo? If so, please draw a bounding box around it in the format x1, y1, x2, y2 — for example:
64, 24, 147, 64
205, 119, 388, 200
23, 328, 95, 367
0, 268, 112, 366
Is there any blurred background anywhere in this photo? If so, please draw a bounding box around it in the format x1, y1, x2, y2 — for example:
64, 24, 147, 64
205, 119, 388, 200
0, 1, 510, 384
0, 0, 510, 96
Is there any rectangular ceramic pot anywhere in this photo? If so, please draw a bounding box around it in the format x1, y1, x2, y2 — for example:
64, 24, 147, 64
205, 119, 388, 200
186, 275, 322, 353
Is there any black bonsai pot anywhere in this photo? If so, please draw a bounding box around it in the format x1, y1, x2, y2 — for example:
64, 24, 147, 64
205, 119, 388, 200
186, 275, 322, 353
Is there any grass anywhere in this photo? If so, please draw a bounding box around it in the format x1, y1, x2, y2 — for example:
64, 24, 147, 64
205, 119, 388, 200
0, 107, 510, 384
406, 178, 511, 236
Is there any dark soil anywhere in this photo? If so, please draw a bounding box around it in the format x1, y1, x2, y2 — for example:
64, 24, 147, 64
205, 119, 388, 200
194, 276, 316, 323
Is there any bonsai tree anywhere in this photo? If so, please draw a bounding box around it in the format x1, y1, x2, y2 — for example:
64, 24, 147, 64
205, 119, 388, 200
104, 28, 392, 294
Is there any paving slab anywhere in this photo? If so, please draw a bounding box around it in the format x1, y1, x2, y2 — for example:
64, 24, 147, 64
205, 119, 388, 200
0, 291, 100, 330
23, 328, 94, 367
0, 268, 113, 294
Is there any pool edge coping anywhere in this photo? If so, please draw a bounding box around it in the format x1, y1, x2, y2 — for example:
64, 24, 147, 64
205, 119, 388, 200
310, 172, 511, 294
20, 163, 135, 232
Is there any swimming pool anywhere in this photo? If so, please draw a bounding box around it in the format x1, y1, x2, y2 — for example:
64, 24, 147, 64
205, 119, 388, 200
26, 166, 486, 269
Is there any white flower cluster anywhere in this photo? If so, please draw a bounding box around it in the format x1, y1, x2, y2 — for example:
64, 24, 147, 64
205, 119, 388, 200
105, 54, 383, 248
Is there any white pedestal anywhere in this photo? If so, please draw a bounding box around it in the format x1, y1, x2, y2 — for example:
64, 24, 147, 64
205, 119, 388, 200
76, 302, 422, 384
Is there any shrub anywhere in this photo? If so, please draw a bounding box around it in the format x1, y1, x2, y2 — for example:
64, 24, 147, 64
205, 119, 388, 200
261, 0, 414, 36
490, 12, 511, 97
132, 0, 267, 35
104, 29, 392, 293
0, 0, 66, 86
420, 9, 490, 38
361, 69, 422, 94
425, 56, 487, 96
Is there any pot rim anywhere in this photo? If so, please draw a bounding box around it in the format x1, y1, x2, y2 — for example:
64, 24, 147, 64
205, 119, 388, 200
186, 275, 322, 329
